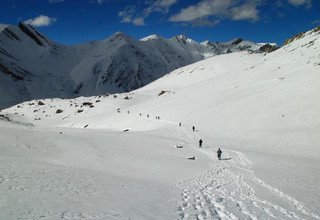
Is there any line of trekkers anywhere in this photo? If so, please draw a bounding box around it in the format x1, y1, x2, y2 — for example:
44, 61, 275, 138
183, 123, 223, 160
117, 107, 223, 160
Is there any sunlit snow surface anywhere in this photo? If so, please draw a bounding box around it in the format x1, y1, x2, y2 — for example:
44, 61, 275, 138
1, 28, 320, 219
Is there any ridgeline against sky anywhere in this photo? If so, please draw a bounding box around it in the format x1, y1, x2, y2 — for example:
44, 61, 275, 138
0, 0, 319, 45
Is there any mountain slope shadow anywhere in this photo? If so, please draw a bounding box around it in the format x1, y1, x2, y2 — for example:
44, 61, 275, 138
0, 22, 265, 109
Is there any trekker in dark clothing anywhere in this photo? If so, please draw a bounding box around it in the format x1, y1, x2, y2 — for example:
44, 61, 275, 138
192, 126, 195, 132
217, 148, 222, 160
179, 122, 182, 127
199, 139, 203, 147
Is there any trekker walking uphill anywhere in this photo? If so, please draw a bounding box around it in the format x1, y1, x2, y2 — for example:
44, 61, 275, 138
217, 148, 222, 160
192, 126, 195, 132
199, 139, 203, 147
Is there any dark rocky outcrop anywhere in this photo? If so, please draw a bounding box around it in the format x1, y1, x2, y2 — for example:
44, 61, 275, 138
284, 32, 305, 46
0, 62, 24, 80
2, 28, 20, 41
18, 22, 44, 46
158, 90, 168, 96
259, 44, 279, 53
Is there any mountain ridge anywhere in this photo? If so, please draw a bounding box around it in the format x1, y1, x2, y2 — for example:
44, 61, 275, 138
1, 22, 273, 109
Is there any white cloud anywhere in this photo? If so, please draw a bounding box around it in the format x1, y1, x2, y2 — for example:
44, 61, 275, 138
170, 0, 261, 26
133, 17, 145, 26
119, 6, 146, 26
144, 0, 178, 15
170, 0, 233, 22
24, 15, 57, 27
288, 0, 312, 8
230, 3, 259, 21
119, 6, 137, 24
118, 0, 178, 26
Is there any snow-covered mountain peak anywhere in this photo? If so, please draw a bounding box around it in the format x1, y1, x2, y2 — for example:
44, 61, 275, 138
15, 22, 53, 47
223, 38, 243, 46
200, 40, 210, 45
140, 34, 163, 41
200, 40, 220, 48
0, 24, 9, 32
172, 35, 198, 44
108, 31, 133, 43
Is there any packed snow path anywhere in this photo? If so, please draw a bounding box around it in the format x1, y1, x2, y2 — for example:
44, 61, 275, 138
174, 127, 320, 220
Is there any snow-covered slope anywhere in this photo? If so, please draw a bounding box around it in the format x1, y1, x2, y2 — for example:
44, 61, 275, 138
0, 24, 9, 32
0, 23, 94, 109
0, 23, 264, 109
1, 27, 319, 219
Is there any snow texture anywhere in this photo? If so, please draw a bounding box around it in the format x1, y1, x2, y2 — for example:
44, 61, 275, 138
0, 27, 319, 219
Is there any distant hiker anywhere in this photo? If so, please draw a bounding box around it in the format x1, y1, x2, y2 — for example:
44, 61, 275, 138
117, 108, 120, 113
147, 114, 149, 118
179, 122, 182, 127
217, 148, 222, 160
199, 139, 203, 147
127, 111, 130, 114
192, 126, 195, 132
140, 113, 142, 116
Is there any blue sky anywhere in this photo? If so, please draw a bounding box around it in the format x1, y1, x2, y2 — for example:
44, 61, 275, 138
0, 0, 319, 45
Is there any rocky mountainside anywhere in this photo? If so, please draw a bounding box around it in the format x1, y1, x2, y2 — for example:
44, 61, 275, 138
0, 22, 267, 109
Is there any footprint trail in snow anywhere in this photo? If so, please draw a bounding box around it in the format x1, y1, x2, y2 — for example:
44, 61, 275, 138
175, 129, 320, 220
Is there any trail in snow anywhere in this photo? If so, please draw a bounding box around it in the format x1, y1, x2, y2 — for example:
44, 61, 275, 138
95, 108, 320, 219
173, 126, 320, 220
1, 102, 319, 219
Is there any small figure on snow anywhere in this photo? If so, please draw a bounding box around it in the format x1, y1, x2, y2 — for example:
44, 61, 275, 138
117, 108, 120, 113
217, 148, 222, 160
179, 122, 182, 127
199, 139, 203, 147
192, 126, 195, 132
127, 111, 130, 114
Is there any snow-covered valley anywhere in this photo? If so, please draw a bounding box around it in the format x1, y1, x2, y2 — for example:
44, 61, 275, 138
0, 26, 319, 219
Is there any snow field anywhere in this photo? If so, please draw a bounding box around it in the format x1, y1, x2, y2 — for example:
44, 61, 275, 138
1, 27, 320, 219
